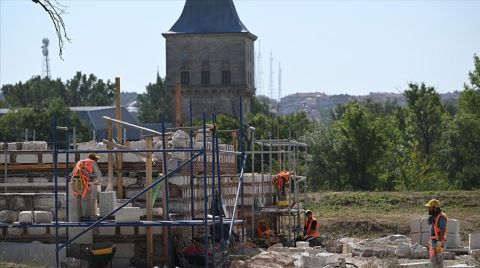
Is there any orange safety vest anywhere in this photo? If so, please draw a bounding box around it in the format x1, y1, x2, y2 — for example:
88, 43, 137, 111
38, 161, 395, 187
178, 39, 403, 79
257, 226, 271, 237
273, 171, 289, 189
305, 217, 319, 238
429, 212, 448, 258
71, 158, 95, 200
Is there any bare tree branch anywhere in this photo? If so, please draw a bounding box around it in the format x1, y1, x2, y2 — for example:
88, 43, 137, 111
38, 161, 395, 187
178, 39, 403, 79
32, 0, 71, 59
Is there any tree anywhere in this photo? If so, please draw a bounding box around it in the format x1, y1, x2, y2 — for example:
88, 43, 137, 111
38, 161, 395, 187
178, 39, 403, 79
1, 76, 65, 107
32, 0, 70, 58
137, 73, 172, 123
459, 54, 480, 115
65, 72, 115, 106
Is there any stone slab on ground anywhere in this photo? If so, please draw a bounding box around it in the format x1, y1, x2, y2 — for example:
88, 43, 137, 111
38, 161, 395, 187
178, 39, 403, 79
34, 211, 53, 223
470, 233, 480, 250
399, 262, 431, 268
18, 211, 33, 224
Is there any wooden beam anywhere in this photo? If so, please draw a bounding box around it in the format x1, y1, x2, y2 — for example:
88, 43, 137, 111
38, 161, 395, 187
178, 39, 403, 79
115, 77, 124, 199
145, 137, 154, 267
101, 139, 147, 158
107, 121, 114, 192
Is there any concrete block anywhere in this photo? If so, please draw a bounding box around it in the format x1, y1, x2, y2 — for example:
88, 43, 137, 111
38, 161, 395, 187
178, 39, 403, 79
16, 154, 38, 163
138, 226, 163, 235
22, 141, 47, 151
448, 219, 460, 234
420, 218, 429, 232
115, 207, 141, 222
32, 177, 50, 183
49, 227, 67, 236
68, 227, 93, 244
469, 233, 480, 250
446, 233, 461, 249
99, 191, 117, 217
0, 154, 9, 164
34, 211, 53, 223
10, 196, 27, 210
115, 243, 135, 258
295, 241, 309, 248
6, 225, 24, 236
122, 177, 137, 187
18, 211, 33, 224
99, 226, 116, 236
409, 218, 421, 233
470, 249, 480, 261
27, 227, 47, 235
120, 227, 135, 235
399, 262, 431, 268
0, 210, 17, 223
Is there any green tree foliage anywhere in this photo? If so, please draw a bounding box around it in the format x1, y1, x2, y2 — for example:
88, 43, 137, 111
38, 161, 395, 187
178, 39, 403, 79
137, 74, 171, 123
1, 76, 65, 107
64, 72, 115, 106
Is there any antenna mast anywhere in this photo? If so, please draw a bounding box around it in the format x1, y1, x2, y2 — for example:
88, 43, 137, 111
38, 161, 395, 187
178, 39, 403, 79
277, 63, 282, 113
268, 51, 275, 101
255, 41, 264, 96
41, 38, 51, 78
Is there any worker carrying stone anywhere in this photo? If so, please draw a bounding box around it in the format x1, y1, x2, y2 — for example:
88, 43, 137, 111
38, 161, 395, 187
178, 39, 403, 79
425, 199, 448, 268
254, 218, 277, 248
273, 170, 292, 206
295, 210, 319, 244
69, 152, 103, 222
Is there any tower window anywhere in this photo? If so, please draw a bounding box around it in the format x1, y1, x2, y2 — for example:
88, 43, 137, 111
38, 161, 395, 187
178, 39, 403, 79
181, 72, 190, 85
201, 71, 210, 85
222, 71, 231, 84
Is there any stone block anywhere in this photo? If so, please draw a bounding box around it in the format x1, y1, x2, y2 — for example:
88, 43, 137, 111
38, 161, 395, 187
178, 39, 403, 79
6, 225, 24, 236
32, 177, 50, 183
120, 227, 135, 235
16, 154, 38, 163
448, 219, 460, 234
138, 226, 163, 235
99, 191, 117, 217
10, 196, 27, 210
112, 257, 131, 268
115, 207, 141, 222
409, 218, 421, 233
18, 211, 33, 224
0, 154, 9, 164
49, 227, 67, 236
34, 211, 53, 223
27, 227, 47, 236
399, 262, 431, 268
446, 233, 461, 249
445, 265, 476, 268
470, 249, 480, 261
99, 226, 116, 236
22, 141, 47, 151
314, 252, 339, 267
469, 233, 480, 250
68, 227, 93, 244
296, 241, 309, 248
0, 210, 17, 223
411, 232, 430, 246
115, 243, 135, 258
395, 242, 412, 257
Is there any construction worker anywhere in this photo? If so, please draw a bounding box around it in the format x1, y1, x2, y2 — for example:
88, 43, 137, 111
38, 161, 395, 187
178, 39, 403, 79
273, 170, 290, 201
255, 218, 275, 247
296, 210, 319, 244
425, 199, 448, 268
69, 152, 103, 221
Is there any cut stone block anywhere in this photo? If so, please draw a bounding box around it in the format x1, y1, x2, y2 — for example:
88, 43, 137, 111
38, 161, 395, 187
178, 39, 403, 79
18, 211, 33, 224
34, 211, 53, 223
0, 210, 17, 223
399, 262, 431, 268
295, 241, 309, 248
469, 233, 480, 250
49, 227, 67, 236
0, 154, 9, 164
10, 196, 27, 210
112, 257, 131, 268
99, 226, 116, 236
99, 191, 117, 217
446, 233, 461, 249
138, 226, 163, 235
470, 249, 480, 261
115, 207, 141, 222
16, 154, 38, 163
409, 218, 421, 233
6, 225, 24, 236
68, 227, 93, 244
448, 219, 460, 234
22, 141, 47, 151
27, 227, 47, 235
120, 227, 134, 235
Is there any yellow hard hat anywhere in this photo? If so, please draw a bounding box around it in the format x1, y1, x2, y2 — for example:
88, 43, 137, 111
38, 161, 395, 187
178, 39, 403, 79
425, 199, 440, 208
88, 152, 100, 160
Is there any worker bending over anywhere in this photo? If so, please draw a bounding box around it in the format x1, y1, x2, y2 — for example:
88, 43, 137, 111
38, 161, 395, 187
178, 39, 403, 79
426, 199, 448, 268
255, 218, 276, 248
69, 153, 103, 221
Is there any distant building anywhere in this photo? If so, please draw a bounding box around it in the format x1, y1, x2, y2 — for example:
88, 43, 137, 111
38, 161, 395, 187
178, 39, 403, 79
163, 0, 257, 120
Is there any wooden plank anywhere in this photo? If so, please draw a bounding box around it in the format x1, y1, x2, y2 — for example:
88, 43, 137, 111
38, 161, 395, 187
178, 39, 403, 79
115, 77, 124, 199
145, 137, 153, 267
107, 121, 114, 192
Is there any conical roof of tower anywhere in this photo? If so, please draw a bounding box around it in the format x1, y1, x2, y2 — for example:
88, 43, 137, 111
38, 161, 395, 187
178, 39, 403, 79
167, 0, 250, 34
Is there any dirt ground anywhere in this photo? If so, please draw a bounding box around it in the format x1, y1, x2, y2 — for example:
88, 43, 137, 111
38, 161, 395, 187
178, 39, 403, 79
308, 191, 480, 243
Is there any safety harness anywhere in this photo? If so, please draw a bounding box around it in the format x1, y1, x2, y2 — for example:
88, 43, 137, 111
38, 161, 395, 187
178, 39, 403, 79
71, 158, 95, 200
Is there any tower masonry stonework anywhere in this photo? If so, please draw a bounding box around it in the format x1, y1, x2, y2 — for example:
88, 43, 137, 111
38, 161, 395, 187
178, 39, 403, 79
163, 0, 256, 119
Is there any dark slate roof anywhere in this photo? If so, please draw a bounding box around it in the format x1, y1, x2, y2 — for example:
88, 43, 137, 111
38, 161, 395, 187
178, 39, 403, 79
167, 0, 250, 34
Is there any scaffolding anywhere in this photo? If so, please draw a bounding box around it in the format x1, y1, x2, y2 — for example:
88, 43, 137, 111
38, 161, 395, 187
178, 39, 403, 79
0, 98, 249, 268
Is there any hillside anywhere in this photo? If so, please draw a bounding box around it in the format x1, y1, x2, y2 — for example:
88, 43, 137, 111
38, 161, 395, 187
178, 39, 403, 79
308, 191, 480, 243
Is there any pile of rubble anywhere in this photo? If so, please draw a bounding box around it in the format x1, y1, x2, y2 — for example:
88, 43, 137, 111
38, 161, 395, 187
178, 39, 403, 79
231, 234, 480, 268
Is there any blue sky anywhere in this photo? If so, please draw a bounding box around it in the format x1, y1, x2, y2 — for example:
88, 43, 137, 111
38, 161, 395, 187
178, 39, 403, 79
1, 0, 479, 98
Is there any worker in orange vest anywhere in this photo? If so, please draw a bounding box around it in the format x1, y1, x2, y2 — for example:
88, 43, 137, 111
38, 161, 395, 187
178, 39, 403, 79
296, 210, 319, 244
425, 199, 448, 268
255, 218, 275, 247
69, 152, 103, 222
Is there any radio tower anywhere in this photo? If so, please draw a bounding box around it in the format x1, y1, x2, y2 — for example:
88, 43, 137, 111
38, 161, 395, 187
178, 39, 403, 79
255, 41, 264, 96
41, 38, 51, 78
268, 51, 275, 101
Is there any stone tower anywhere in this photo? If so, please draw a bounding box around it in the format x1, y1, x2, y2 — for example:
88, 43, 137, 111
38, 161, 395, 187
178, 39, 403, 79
163, 0, 257, 120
